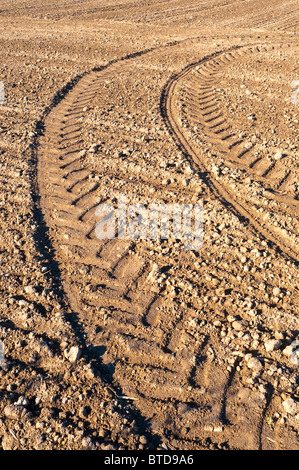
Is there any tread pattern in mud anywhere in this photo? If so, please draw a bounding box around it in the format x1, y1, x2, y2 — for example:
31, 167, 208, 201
163, 45, 299, 263
38, 57, 198, 401
37, 42, 299, 450
181, 46, 298, 199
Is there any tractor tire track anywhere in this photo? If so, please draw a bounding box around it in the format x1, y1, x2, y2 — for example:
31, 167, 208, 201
36, 41, 231, 448
161, 44, 299, 263
35, 40, 298, 450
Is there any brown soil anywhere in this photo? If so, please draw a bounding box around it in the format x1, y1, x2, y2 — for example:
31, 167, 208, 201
0, 0, 298, 451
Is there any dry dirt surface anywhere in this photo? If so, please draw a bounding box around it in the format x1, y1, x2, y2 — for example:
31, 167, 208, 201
0, 0, 298, 451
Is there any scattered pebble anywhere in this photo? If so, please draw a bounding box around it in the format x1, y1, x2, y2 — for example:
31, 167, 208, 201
282, 397, 299, 416
264, 339, 282, 352
64, 345, 81, 363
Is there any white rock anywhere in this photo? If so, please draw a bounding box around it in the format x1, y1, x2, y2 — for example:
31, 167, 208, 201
283, 340, 299, 365
264, 339, 282, 353
64, 345, 81, 363
272, 287, 281, 297
15, 396, 30, 407
24, 285, 37, 295
273, 150, 287, 160
247, 357, 263, 371
82, 436, 96, 450
290, 349, 299, 365
4, 404, 28, 420
184, 166, 195, 175
88, 144, 99, 153
232, 320, 245, 331
147, 263, 160, 282
282, 397, 299, 415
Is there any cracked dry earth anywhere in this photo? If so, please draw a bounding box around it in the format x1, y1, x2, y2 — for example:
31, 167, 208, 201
0, 0, 298, 451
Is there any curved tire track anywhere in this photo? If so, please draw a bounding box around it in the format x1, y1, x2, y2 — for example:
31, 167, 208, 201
161, 44, 299, 263
36, 42, 228, 448
35, 41, 298, 449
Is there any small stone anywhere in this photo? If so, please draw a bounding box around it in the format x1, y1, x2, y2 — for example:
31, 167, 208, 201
147, 263, 160, 282
211, 165, 219, 175
4, 404, 28, 420
290, 349, 299, 365
264, 339, 282, 353
184, 165, 194, 175
258, 383, 268, 394
84, 363, 96, 379
24, 285, 37, 295
273, 150, 287, 160
82, 436, 96, 450
283, 340, 299, 365
36, 434, 46, 445
272, 287, 281, 297
64, 345, 81, 363
139, 435, 148, 445
247, 357, 263, 371
1, 433, 16, 450
232, 320, 245, 331
88, 144, 99, 153
15, 396, 30, 407
282, 397, 299, 415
